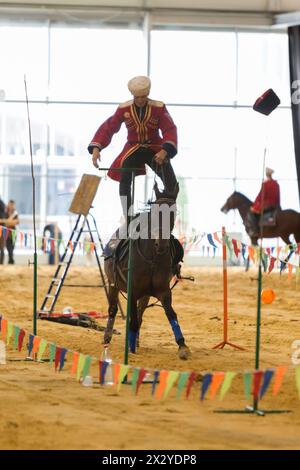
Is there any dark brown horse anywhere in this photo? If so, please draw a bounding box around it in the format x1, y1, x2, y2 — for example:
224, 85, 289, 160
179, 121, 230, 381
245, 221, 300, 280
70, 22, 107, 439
221, 191, 300, 247
103, 185, 190, 360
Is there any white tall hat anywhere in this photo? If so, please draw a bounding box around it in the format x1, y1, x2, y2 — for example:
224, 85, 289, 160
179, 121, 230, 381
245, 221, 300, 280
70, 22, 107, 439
128, 76, 151, 97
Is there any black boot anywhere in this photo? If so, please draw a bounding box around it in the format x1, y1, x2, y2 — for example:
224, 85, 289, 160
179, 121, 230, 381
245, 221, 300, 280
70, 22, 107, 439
246, 211, 259, 237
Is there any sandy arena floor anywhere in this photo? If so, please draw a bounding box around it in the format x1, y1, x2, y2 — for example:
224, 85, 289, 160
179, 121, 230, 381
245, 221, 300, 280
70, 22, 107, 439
0, 264, 300, 450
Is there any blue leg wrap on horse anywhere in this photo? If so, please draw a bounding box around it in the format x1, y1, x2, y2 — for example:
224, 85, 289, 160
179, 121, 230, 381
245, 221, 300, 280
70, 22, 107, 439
169, 319, 183, 342
129, 330, 137, 353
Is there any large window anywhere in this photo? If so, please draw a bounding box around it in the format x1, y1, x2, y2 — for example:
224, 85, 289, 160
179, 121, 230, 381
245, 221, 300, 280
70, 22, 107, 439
151, 29, 295, 238
0, 25, 48, 101
0, 21, 296, 246
49, 27, 146, 102
151, 31, 237, 104
6, 165, 41, 215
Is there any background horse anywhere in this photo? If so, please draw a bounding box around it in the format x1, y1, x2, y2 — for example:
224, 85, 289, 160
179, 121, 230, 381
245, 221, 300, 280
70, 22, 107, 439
0, 198, 6, 264
103, 184, 190, 360
221, 191, 300, 268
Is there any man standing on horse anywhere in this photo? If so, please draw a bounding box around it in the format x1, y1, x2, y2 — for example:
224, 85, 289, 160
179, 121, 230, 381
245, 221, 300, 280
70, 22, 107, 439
88, 76, 178, 226
247, 167, 281, 236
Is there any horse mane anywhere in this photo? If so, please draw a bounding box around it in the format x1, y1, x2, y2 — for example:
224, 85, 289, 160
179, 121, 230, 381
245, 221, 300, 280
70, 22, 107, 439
233, 191, 253, 205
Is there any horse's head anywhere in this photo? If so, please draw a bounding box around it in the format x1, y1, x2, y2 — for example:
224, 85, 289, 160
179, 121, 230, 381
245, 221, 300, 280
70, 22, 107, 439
221, 191, 252, 214
221, 192, 238, 214
151, 182, 179, 255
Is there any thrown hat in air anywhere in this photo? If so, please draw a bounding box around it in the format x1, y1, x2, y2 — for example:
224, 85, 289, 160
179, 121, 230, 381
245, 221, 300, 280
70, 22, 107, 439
128, 76, 151, 97
253, 89, 280, 115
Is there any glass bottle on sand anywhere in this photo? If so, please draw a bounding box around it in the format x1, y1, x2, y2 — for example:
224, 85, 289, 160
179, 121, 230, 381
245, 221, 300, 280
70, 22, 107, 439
101, 345, 114, 385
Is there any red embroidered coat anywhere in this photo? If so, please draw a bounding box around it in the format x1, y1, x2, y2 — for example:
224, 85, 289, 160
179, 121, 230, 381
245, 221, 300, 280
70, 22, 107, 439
251, 179, 280, 213
88, 99, 177, 181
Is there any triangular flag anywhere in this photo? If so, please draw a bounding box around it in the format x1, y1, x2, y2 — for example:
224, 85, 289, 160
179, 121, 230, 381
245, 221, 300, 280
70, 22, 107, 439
232, 239, 240, 258
219, 372, 236, 400
262, 251, 269, 268
186, 371, 197, 399
252, 370, 264, 399
279, 260, 285, 272
136, 368, 148, 395
273, 365, 287, 396
49, 343, 56, 364
27, 334, 34, 356
18, 329, 25, 352
1, 318, 7, 341
243, 372, 252, 401
131, 368, 140, 394
248, 246, 255, 262
260, 369, 275, 399
76, 353, 85, 381
241, 243, 246, 260
151, 370, 160, 396
82, 355, 93, 378
6, 321, 13, 345
11, 230, 17, 244
114, 363, 121, 386
207, 234, 218, 249
164, 371, 179, 399
13, 325, 20, 350
268, 256, 276, 274
225, 236, 233, 256
176, 372, 190, 400
156, 370, 168, 400
210, 372, 225, 399
117, 365, 130, 392
32, 336, 41, 354
201, 373, 212, 401
37, 339, 48, 362
54, 347, 62, 371
71, 352, 79, 375
213, 232, 222, 244
59, 348, 68, 371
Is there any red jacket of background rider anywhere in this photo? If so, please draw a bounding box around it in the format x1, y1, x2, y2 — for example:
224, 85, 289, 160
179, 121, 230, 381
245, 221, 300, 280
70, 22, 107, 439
251, 179, 280, 214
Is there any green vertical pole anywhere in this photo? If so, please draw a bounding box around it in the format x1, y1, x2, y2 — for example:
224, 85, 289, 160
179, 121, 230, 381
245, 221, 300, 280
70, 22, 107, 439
33, 252, 38, 335
124, 170, 135, 366
253, 248, 262, 411
253, 148, 266, 411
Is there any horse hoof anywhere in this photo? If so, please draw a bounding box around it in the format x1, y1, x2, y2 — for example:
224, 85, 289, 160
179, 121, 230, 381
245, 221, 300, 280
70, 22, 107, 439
178, 346, 191, 360
103, 334, 112, 344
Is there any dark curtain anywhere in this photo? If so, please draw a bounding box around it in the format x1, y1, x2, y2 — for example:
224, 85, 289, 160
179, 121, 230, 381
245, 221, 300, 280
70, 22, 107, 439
288, 26, 300, 201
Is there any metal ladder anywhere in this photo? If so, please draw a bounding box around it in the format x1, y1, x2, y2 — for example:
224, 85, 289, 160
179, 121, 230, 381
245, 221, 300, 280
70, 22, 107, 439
39, 212, 125, 318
